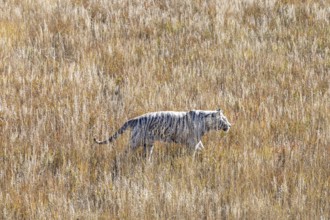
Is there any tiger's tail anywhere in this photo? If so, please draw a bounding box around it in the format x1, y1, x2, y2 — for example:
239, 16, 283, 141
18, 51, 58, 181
94, 121, 132, 144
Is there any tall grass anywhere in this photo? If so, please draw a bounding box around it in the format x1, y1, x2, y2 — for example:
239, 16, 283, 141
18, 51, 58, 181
0, 0, 329, 219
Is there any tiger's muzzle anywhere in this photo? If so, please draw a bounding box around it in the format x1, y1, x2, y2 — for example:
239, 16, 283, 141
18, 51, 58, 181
223, 123, 231, 132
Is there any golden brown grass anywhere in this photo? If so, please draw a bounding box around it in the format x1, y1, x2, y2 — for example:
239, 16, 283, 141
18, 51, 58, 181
0, 0, 329, 219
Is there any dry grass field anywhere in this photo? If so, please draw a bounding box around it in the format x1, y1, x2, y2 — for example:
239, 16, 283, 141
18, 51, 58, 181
0, 0, 329, 219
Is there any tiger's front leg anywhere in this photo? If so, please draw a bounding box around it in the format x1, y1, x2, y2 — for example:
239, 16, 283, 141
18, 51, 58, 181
194, 141, 204, 150
186, 140, 204, 158
192, 141, 204, 158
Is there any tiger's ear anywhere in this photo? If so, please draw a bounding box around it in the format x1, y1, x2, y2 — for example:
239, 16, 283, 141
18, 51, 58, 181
188, 110, 196, 115
215, 109, 223, 115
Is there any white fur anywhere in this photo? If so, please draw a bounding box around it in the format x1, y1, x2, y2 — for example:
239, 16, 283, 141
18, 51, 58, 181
95, 109, 231, 160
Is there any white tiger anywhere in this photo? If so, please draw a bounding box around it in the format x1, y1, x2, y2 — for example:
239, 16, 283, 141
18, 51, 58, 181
94, 109, 231, 159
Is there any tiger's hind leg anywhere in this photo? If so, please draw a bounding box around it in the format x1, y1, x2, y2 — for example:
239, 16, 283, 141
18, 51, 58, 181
143, 143, 154, 162
125, 137, 140, 154
127, 128, 155, 161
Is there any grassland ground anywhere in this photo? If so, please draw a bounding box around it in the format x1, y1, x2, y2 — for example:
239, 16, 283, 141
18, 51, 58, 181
0, 0, 329, 219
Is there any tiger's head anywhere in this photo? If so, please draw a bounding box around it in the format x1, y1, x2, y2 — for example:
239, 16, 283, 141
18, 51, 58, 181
205, 109, 231, 132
